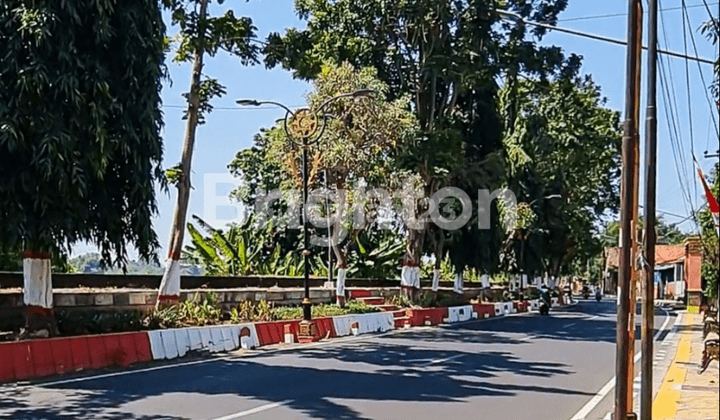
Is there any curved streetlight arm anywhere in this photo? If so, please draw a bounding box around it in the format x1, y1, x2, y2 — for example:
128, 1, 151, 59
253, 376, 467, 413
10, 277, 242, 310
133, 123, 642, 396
235, 99, 295, 116
316, 89, 376, 114
529, 194, 563, 206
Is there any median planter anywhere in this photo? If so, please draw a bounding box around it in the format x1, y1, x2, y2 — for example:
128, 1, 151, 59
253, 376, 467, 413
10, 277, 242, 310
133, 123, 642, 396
406, 308, 448, 326
472, 303, 495, 319
513, 301, 530, 313
0, 331, 152, 383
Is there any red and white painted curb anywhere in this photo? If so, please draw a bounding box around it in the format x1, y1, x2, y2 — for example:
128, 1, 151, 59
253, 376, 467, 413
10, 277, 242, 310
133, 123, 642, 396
332, 312, 395, 337
146, 324, 260, 360
0, 299, 562, 384
0, 332, 152, 383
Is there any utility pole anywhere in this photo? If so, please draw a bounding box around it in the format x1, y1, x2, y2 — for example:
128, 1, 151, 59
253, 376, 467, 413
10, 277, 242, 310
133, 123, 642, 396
615, 1, 643, 419
628, 5, 643, 407
641, 0, 658, 417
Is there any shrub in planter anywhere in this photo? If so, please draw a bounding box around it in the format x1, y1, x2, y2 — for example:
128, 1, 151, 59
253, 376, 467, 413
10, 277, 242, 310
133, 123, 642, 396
56, 310, 144, 336
436, 294, 468, 308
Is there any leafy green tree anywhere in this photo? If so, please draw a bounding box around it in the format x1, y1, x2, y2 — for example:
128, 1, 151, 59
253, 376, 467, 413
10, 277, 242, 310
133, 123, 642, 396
502, 75, 622, 277
228, 132, 286, 209
263, 0, 575, 296
182, 215, 307, 276
262, 63, 416, 295
0, 0, 165, 332
698, 164, 719, 300
159, 0, 260, 304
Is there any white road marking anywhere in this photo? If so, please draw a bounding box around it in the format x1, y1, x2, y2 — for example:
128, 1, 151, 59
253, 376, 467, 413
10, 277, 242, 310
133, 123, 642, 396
567, 308, 671, 420
209, 400, 292, 420
429, 354, 465, 365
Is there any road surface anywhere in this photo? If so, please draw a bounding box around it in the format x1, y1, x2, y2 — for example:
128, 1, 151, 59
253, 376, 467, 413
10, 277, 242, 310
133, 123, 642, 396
0, 299, 672, 420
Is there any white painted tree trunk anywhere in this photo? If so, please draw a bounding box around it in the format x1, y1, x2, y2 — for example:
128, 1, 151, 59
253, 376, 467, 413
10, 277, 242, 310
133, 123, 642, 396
157, 259, 181, 304
453, 272, 463, 294
401, 266, 420, 289
431, 269, 440, 292
23, 257, 52, 308
336, 268, 347, 304
481, 274, 490, 289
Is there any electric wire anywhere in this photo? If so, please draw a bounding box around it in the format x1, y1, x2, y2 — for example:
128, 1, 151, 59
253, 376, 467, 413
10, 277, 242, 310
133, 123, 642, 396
680, 1, 720, 141
681, 1, 700, 214
658, 1, 699, 228
557, 2, 718, 22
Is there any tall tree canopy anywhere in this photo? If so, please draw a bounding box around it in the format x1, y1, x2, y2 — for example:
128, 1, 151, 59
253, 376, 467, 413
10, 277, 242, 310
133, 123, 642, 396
157, 0, 260, 304
0, 0, 166, 265
501, 75, 622, 277
263, 0, 577, 290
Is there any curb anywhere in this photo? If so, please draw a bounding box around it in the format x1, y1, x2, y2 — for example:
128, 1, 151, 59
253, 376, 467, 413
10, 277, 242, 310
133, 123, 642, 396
0, 299, 545, 384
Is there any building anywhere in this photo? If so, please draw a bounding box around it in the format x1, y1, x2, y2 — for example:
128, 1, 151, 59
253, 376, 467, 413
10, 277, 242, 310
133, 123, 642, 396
603, 237, 704, 311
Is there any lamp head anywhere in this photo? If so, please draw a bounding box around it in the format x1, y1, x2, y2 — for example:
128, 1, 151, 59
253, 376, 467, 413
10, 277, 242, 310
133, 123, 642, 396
236, 99, 262, 106
350, 89, 376, 98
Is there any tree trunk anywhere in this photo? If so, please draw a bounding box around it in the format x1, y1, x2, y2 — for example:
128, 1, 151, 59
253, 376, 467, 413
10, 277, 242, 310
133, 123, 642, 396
332, 238, 348, 307
453, 269, 464, 295
157, 0, 208, 307
21, 250, 57, 337
401, 227, 425, 301
431, 239, 443, 293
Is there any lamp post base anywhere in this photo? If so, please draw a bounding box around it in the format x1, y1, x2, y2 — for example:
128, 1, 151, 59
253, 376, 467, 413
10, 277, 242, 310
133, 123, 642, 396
298, 298, 315, 343
298, 320, 316, 343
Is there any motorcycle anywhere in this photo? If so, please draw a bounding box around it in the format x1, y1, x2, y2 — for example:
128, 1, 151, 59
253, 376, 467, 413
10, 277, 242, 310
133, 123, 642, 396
582, 286, 591, 299
595, 291, 602, 302
539, 297, 551, 316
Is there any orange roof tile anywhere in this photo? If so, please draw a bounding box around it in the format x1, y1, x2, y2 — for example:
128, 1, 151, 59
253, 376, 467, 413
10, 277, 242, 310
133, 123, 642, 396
605, 245, 686, 269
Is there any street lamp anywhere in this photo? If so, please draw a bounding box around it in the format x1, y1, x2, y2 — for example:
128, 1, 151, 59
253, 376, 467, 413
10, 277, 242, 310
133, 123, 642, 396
236, 90, 375, 341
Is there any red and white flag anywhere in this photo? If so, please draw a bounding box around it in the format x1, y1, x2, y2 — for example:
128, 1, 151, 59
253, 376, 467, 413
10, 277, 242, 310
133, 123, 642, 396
694, 156, 719, 236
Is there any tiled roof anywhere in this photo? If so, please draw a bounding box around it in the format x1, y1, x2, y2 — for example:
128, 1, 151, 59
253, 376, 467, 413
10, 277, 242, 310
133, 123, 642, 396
605, 245, 686, 269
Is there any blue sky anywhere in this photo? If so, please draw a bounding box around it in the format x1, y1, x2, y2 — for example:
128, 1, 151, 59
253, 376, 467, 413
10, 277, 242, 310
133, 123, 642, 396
72, 0, 719, 259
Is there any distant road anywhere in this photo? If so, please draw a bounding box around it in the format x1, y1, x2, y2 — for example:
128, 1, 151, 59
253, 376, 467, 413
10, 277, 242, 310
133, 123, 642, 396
0, 299, 671, 420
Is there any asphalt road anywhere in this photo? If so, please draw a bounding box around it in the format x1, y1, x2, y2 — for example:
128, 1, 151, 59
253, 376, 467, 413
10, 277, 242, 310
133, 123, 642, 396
0, 299, 673, 420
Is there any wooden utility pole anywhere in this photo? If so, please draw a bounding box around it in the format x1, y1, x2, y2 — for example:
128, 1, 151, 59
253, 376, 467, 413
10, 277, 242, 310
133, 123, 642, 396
641, 0, 658, 417
628, 5, 643, 407
616, 1, 643, 419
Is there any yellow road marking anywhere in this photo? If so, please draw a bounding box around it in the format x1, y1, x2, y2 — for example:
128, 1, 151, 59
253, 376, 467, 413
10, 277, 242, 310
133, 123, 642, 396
652, 313, 694, 419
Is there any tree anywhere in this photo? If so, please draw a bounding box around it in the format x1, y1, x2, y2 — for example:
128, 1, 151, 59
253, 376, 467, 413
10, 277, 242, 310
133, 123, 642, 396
698, 164, 719, 300
502, 75, 623, 278
264, 0, 574, 297
260, 63, 416, 303
600, 217, 689, 249
158, 0, 260, 305
183, 216, 306, 276
0, 0, 166, 334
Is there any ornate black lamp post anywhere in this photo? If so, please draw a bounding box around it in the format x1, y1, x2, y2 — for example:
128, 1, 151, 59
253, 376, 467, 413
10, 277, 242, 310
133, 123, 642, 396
237, 90, 374, 340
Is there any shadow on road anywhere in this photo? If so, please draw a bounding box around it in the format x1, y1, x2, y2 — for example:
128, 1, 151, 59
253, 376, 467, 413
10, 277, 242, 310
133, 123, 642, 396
1, 333, 593, 420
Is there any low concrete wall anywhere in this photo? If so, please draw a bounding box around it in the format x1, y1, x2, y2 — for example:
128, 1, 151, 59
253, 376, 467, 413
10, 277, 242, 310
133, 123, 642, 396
0, 272, 491, 290
0, 288, 337, 332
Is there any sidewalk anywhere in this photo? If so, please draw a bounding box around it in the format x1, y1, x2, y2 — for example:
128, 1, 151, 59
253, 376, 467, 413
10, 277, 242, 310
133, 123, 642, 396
653, 312, 719, 420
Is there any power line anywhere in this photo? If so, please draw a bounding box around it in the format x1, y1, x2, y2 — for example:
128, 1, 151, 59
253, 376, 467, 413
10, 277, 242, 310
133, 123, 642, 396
658, 2, 697, 224
163, 104, 305, 110
681, 1, 700, 214
497, 10, 716, 65
682, 0, 719, 138
557, 2, 718, 22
